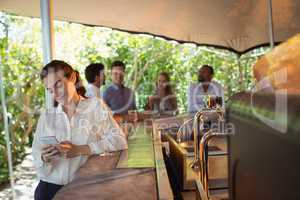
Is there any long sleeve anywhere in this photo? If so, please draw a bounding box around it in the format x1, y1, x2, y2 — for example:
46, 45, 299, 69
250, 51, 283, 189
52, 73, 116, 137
31, 112, 53, 175
32, 98, 127, 185
88, 99, 128, 155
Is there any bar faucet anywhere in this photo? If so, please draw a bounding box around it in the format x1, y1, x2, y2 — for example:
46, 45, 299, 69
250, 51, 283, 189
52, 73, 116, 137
190, 109, 225, 170
190, 110, 205, 169
176, 118, 194, 143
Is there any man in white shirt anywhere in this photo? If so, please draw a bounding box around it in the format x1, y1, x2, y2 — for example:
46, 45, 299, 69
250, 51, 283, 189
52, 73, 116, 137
85, 63, 105, 98
187, 65, 224, 113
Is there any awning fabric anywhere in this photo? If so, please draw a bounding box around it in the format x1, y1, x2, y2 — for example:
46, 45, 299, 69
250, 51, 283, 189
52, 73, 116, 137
1, 0, 300, 54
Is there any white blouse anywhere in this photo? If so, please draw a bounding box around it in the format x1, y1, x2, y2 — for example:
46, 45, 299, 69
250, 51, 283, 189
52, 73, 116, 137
32, 97, 128, 185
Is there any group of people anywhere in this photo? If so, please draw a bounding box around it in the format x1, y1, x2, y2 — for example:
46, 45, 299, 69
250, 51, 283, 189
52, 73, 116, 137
32, 59, 224, 200
83, 60, 178, 118
83, 60, 224, 117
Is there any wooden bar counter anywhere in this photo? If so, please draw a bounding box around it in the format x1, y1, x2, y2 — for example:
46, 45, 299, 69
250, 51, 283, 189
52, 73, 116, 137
54, 122, 173, 200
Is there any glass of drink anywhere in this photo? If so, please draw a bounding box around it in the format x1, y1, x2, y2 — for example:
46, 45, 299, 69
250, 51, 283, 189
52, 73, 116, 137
208, 95, 217, 109
128, 110, 138, 124
216, 96, 223, 107
202, 95, 210, 109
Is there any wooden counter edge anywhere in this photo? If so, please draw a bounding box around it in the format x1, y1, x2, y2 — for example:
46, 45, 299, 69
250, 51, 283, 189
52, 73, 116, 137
152, 122, 174, 200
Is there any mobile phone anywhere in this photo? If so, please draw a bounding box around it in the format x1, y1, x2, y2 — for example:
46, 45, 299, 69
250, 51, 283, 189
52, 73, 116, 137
40, 136, 59, 145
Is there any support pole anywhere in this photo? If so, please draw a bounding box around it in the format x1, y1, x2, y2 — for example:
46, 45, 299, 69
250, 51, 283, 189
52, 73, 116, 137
0, 21, 15, 200
236, 54, 244, 91
40, 0, 54, 109
268, 0, 275, 48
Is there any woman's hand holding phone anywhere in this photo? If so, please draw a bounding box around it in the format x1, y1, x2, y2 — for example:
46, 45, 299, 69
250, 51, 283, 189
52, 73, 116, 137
58, 141, 91, 158
41, 145, 60, 163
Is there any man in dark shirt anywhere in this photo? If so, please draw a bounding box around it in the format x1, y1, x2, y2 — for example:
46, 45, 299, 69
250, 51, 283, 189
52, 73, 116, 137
103, 61, 136, 116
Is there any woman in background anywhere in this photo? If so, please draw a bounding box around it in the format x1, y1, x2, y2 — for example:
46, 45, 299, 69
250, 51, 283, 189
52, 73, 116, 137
145, 72, 178, 114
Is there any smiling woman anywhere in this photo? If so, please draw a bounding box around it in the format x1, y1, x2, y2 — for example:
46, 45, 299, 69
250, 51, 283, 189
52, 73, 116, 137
32, 60, 128, 200
40, 60, 79, 108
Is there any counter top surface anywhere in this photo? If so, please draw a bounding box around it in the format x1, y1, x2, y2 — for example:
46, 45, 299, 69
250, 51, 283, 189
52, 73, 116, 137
54, 123, 157, 200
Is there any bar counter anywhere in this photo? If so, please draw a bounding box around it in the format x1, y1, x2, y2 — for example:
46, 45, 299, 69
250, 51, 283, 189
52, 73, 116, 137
54, 122, 173, 200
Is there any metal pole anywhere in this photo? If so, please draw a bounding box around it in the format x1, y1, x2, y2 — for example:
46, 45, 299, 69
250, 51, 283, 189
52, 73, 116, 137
236, 54, 244, 91
268, 0, 275, 48
41, 0, 54, 63
40, 0, 54, 109
0, 22, 16, 200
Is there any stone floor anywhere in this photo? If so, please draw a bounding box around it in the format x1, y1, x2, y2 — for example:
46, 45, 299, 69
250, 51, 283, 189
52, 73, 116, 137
0, 148, 38, 200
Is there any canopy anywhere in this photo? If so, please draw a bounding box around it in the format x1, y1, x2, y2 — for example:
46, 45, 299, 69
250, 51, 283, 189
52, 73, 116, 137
1, 0, 300, 54
0, 1, 300, 199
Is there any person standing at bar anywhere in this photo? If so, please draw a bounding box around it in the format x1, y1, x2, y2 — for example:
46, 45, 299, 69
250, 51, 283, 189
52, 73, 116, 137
84, 63, 106, 98
145, 72, 178, 114
32, 60, 127, 200
103, 61, 136, 121
187, 65, 224, 113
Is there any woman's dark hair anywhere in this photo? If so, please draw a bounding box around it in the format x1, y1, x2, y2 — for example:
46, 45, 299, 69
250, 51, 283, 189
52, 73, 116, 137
40, 60, 86, 106
74, 70, 86, 97
111, 60, 126, 71
40, 60, 74, 80
157, 72, 173, 95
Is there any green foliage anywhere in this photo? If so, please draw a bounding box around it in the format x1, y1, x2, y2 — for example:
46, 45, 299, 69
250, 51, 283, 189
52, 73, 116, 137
0, 12, 266, 184
0, 13, 44, 184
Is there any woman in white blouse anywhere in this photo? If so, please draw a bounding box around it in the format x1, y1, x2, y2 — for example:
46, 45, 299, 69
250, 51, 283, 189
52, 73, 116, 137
32, 60, 128, 200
